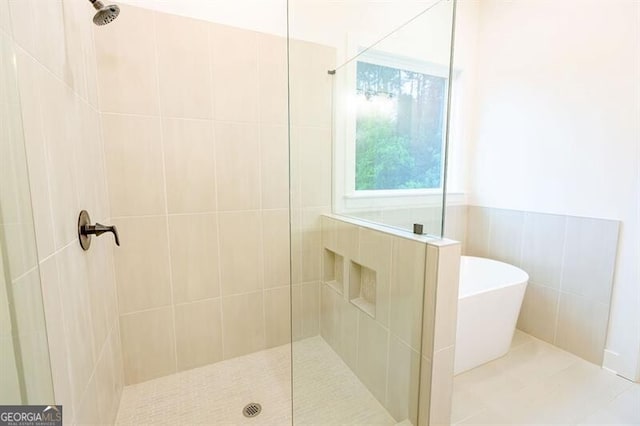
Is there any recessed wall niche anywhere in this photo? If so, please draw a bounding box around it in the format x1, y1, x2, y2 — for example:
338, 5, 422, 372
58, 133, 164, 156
349, 261, 376, 318
323, 249, 344, 294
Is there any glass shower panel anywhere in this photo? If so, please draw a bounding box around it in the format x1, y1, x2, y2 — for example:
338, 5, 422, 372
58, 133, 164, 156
289, 0, 456, 238
0, 31, 54, 405
288, 0, 455, 424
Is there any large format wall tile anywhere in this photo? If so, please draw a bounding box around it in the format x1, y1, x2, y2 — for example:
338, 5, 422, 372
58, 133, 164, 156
264, 286, 291, 348
299, 209, 324, 283
60, 0, 100, 106
257, 34, 288, 126
0, 0, 11, 35
162, 118, 216, 214
210, 24, 259, 123
15, 51, 55, 259
487, 208, 524, 267
520, 212, 566, 289
300, 281, 320, 338
465, 206, 491, 257
356, 311, 389, 404
120, 307, 176, 384
555, 292, 610, 365
260, 125, 289, 209
8, 0, 36, 56
94, 4, 159, 115
168, 214, 220, 303
294, 126, 332, 208
156, 13, 212, 119
56, 244, 95, 410
390, 237, 427, 351
386, 335, 420, 424
221, 292, 265, 359
85, 241, 118, 360
174, 299, 223, 371
214, 123, 260, 211
38, 257, 73, 417
218, 211, 262, 296
517, 283, 559, 344
427, 346, 455, 425
76, 106, 110, 222
289, 39, 334, 127
74, 376, 100, 425
262, 209, 290, 289
561, 216, 619, 303
94, 336, 120, 425
112, 216, 172, 314
28, 0, 66, 87
12, 270, 53, 402
431, 242, 461, 352
102, 114, 165, 217
40, 71, 81, 249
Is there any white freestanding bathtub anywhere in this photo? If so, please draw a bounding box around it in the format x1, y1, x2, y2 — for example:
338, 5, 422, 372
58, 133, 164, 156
454, 256, 529, 375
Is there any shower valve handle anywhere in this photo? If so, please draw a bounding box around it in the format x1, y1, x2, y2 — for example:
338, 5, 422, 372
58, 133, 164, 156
81, 223, 120, 246
78, 210, 120, 250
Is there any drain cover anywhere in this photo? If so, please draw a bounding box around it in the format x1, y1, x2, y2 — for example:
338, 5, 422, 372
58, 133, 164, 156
243, 403, 262, 418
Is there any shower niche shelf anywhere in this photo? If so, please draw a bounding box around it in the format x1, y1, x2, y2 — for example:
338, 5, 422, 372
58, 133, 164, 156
323, 249, 344, 295
349, 261, 376, 318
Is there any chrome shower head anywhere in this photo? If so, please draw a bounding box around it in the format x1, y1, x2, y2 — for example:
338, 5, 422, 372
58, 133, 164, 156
88, 0, 120, 26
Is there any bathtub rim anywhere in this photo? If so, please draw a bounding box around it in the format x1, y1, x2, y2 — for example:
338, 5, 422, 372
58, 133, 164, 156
459, 256, 529, 299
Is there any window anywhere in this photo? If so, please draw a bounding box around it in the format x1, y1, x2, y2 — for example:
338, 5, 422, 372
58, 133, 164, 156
354, 58, 448, 192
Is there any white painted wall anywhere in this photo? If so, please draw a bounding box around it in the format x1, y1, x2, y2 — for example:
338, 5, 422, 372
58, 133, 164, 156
467, 0, 640, 380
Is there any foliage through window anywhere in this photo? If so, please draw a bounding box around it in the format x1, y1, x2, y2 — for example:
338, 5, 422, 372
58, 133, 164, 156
355, 60, 446, 191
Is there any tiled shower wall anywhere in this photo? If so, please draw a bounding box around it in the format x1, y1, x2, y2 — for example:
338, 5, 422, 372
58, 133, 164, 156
319, 215, 461, 425
6, 0, 124, 423
95, 4, 334, 384
0, 28, 52, 405
463, 206, 620, 365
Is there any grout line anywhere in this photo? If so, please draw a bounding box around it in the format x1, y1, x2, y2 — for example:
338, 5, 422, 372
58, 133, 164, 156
90, 7, 126, 409
208, 23, 226, 361
255, 31, 269, 349
110, 208, 291, 221
8, 265, 39, 286
150, 10, 178, 374
454, 408, 488, 425
553, 216, 569, 344
99, 110, 309, 128
383, 319, 391, 408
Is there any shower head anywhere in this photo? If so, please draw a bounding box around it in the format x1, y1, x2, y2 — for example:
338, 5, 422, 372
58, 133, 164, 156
88, 0, 120, 26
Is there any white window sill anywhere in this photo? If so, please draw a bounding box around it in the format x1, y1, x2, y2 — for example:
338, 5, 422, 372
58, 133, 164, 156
340, 191, 466, 211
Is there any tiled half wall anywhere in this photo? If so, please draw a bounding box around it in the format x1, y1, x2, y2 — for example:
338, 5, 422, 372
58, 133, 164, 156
351, 204, 620, 366
320, 214, 461, 425
464, 206, 620, 366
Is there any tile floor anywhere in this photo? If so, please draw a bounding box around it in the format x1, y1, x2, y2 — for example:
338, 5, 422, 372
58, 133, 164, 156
116, 336, 395, 425
117, 331, 639, 425
452, 330, 640, 425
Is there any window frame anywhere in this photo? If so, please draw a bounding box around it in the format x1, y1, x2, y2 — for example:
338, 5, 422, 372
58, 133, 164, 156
339, 48, 452, 212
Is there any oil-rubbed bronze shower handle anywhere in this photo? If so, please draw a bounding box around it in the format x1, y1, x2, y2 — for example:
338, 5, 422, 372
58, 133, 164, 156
78, 210, 120, 250
81, 223, 120, 246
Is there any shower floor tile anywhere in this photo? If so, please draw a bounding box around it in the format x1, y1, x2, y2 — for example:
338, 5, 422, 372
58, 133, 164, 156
452, 330, 640, 425
116, 336, 395, 425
